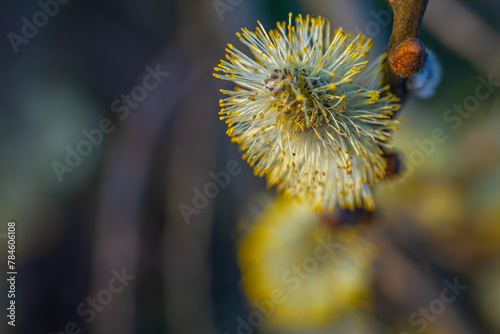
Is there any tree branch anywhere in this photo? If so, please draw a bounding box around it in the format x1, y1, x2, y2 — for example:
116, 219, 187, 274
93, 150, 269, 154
384, 0, 429, 102
388, 0, 429, 51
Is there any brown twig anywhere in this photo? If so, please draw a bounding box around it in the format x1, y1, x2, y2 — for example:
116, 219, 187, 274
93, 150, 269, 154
384, 0, 429, 102
388, 0, 429, 51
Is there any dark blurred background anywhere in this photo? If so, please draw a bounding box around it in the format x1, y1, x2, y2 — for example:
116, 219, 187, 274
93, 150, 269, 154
0, 0, 499, 333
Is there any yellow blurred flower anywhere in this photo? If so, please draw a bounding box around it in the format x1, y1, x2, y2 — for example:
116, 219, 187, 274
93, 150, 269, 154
237, 196, 377, 330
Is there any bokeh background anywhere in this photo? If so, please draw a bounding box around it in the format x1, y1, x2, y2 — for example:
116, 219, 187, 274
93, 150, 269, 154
1, 0, 500, 333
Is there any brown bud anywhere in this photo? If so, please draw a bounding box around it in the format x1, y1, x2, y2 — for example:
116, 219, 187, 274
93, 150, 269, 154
389, 38, 427, 78
320, 213, 340, 229
383, 152, 402, 178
